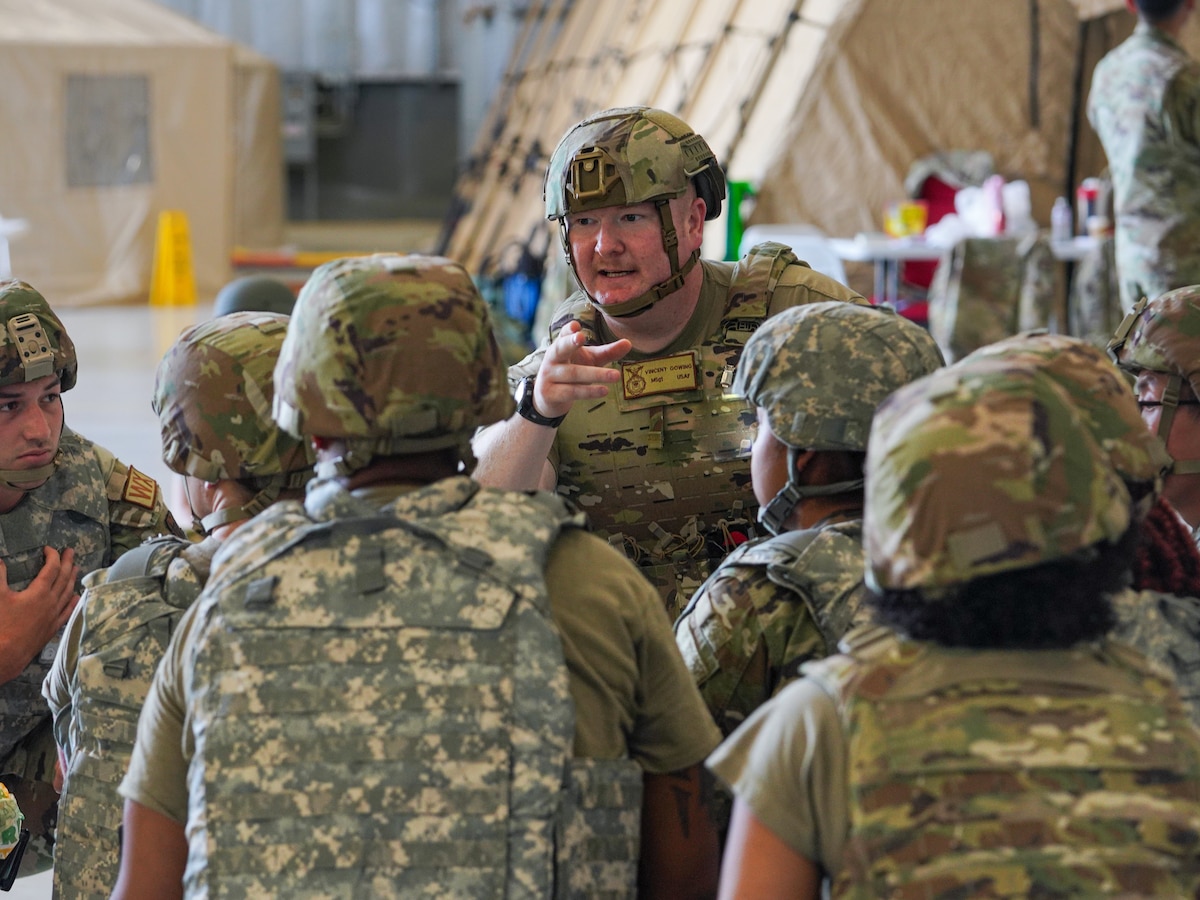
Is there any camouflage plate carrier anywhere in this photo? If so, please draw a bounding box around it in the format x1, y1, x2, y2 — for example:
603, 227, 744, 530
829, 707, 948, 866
807, 627, 1200, 898
53, 534, 211, 900
546, 243, 828, 616
184, 477, 642, 899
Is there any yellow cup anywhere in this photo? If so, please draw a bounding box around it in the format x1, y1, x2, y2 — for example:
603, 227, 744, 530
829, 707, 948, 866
883, 200, 929, 238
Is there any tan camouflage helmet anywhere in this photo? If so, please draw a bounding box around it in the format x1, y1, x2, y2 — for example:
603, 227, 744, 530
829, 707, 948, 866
0, 280, 77, 390
154, 311, 315, 533
865, 364, 1131, 592
273, 254, 512, 474
964, 332, 1171, 490
1108, 286, 1200, 474
734, 302, 945, 534
544, 106, 725, 318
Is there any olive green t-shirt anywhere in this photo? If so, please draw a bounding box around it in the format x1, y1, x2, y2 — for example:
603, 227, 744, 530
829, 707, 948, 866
120, 500, 722, 823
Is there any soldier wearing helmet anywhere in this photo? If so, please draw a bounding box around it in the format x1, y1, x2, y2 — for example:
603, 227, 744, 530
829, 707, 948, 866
42, 311, 314, 900
0, 279, 179, 876
474, 107, 867, 618
113, 255, 722, 899
713, 362, 1200, 897
674, 303, 943, 740
1109, 287, 1200, 547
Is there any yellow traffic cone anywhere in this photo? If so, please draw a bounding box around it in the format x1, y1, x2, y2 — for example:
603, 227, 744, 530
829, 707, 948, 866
149, 210, 197, 306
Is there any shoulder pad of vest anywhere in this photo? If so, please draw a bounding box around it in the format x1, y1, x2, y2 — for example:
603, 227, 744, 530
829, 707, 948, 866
105, 534, 192, 582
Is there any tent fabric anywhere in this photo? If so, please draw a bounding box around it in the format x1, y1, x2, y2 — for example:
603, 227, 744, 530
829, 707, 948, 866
0, 0, 282, 306
441, 0, 1187, 297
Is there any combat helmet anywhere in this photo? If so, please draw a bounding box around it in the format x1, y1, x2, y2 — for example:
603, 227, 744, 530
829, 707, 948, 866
273, 254, 512, 478
733, 302, 945, 534
213, 275, 296, 318
1108, 287, 1200, 475
153, 311, 315, 534
0, 280, 78, 489
965, 333, 1171, 503
544, 106, 726, 318
865, 364, 1130, 593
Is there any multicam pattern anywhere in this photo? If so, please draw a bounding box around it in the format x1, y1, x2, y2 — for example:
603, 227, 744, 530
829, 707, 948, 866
926, 235, 1056, 363
50, 537, 215, 900
866, 365, 1130, 591
807, 630, 1200, 898
1110, 284, 1200, 396
733, 302, 944, 452
675, 520, 868, 738
182, 477, 638, 897
513, 249, 865, 617
964, 332, 1171, 486
544, 106, 723, 220
153, 312, 313, 483
274, 254, 513, 458
0, 280, 77, 389
1088, 22, 1200, 311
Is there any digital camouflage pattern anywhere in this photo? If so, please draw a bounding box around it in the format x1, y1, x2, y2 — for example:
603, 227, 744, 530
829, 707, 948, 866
806, 627, 1200, 898
183, 477, 641, 898
0, 280, 77, 390
964, 332, 1171, 488
274, 254, 512, 464
543, 106, 724, 221
512, 247, 866, 616
866, 365, 1130, 591
1088, 22, 1200, 311
733, 301, 944, 452
675, 519, 868, 738
154, 311, 313, 484
926, 235, 1056, 363
1110, 284, 1200, 396
48, 536, 216, 900
1111, 586, 1200, 725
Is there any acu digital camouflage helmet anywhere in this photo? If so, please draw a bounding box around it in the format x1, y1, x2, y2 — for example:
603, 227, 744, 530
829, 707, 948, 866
734, 302, 945, 534
153, 311, 315, 533
1108, 286, 1200, 475
274, 254, 512, 475
965, 333, 1171, 493
865, 365, 1131, 592
544, 106, 726, 318
0, 280, 77, 391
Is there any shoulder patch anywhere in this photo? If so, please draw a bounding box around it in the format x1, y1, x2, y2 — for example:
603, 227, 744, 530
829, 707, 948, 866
121, 466, 159, 510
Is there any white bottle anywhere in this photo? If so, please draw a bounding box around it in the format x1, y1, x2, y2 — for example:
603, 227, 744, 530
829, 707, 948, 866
1051, 196, 1073, 242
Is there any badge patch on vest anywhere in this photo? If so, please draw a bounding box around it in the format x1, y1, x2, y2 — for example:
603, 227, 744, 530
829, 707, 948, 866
621, 352, 698, 400
121, 466, 158, 509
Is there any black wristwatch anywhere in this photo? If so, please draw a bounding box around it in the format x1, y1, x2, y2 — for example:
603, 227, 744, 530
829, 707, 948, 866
515, 376, 566, 428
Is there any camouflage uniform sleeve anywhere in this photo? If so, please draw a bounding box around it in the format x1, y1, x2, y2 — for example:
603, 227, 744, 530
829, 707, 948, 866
707, 675, 849, 872
676, 566, 827, 738
1162, 64, 1200, 148
92, 445, 184, 561
117, 600, 201, 824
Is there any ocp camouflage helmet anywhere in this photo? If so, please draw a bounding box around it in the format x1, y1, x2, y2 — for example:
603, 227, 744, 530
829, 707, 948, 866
1109, 286, 1200, 397
273, 254, 512, 467
153, 311, 314, 485
733, 302, 945, 452
0, 280, 77, 390
865, 365, 1131, 592
965, 333, 1171, 487
544, 106, 725, 222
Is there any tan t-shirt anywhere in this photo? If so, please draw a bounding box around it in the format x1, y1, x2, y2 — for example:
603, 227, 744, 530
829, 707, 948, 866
120, 501, 722, 823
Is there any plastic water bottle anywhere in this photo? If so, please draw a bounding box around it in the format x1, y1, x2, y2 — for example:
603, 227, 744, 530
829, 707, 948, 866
1051, 196, 1072, 242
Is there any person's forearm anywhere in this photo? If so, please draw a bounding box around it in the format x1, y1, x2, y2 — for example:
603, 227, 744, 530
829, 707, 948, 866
472, 416, 558, 491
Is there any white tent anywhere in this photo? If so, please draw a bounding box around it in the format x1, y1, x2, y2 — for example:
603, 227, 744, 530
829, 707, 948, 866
0, 0, 283, 306
441, 0, 1182, 291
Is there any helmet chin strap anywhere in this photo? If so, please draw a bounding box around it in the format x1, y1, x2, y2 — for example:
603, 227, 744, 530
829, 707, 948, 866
0, 460, 56, 492
566, 198, 699, 319
1158, 373, 1200, 476
758, 447, 865, 536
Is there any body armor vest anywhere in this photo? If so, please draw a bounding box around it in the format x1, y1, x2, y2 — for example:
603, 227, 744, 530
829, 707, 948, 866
185, 478, 642, 898
0, 429, 112, 767
54, 535, 209, 900
807, 629, 1200, 898
553, 244, 805, 615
